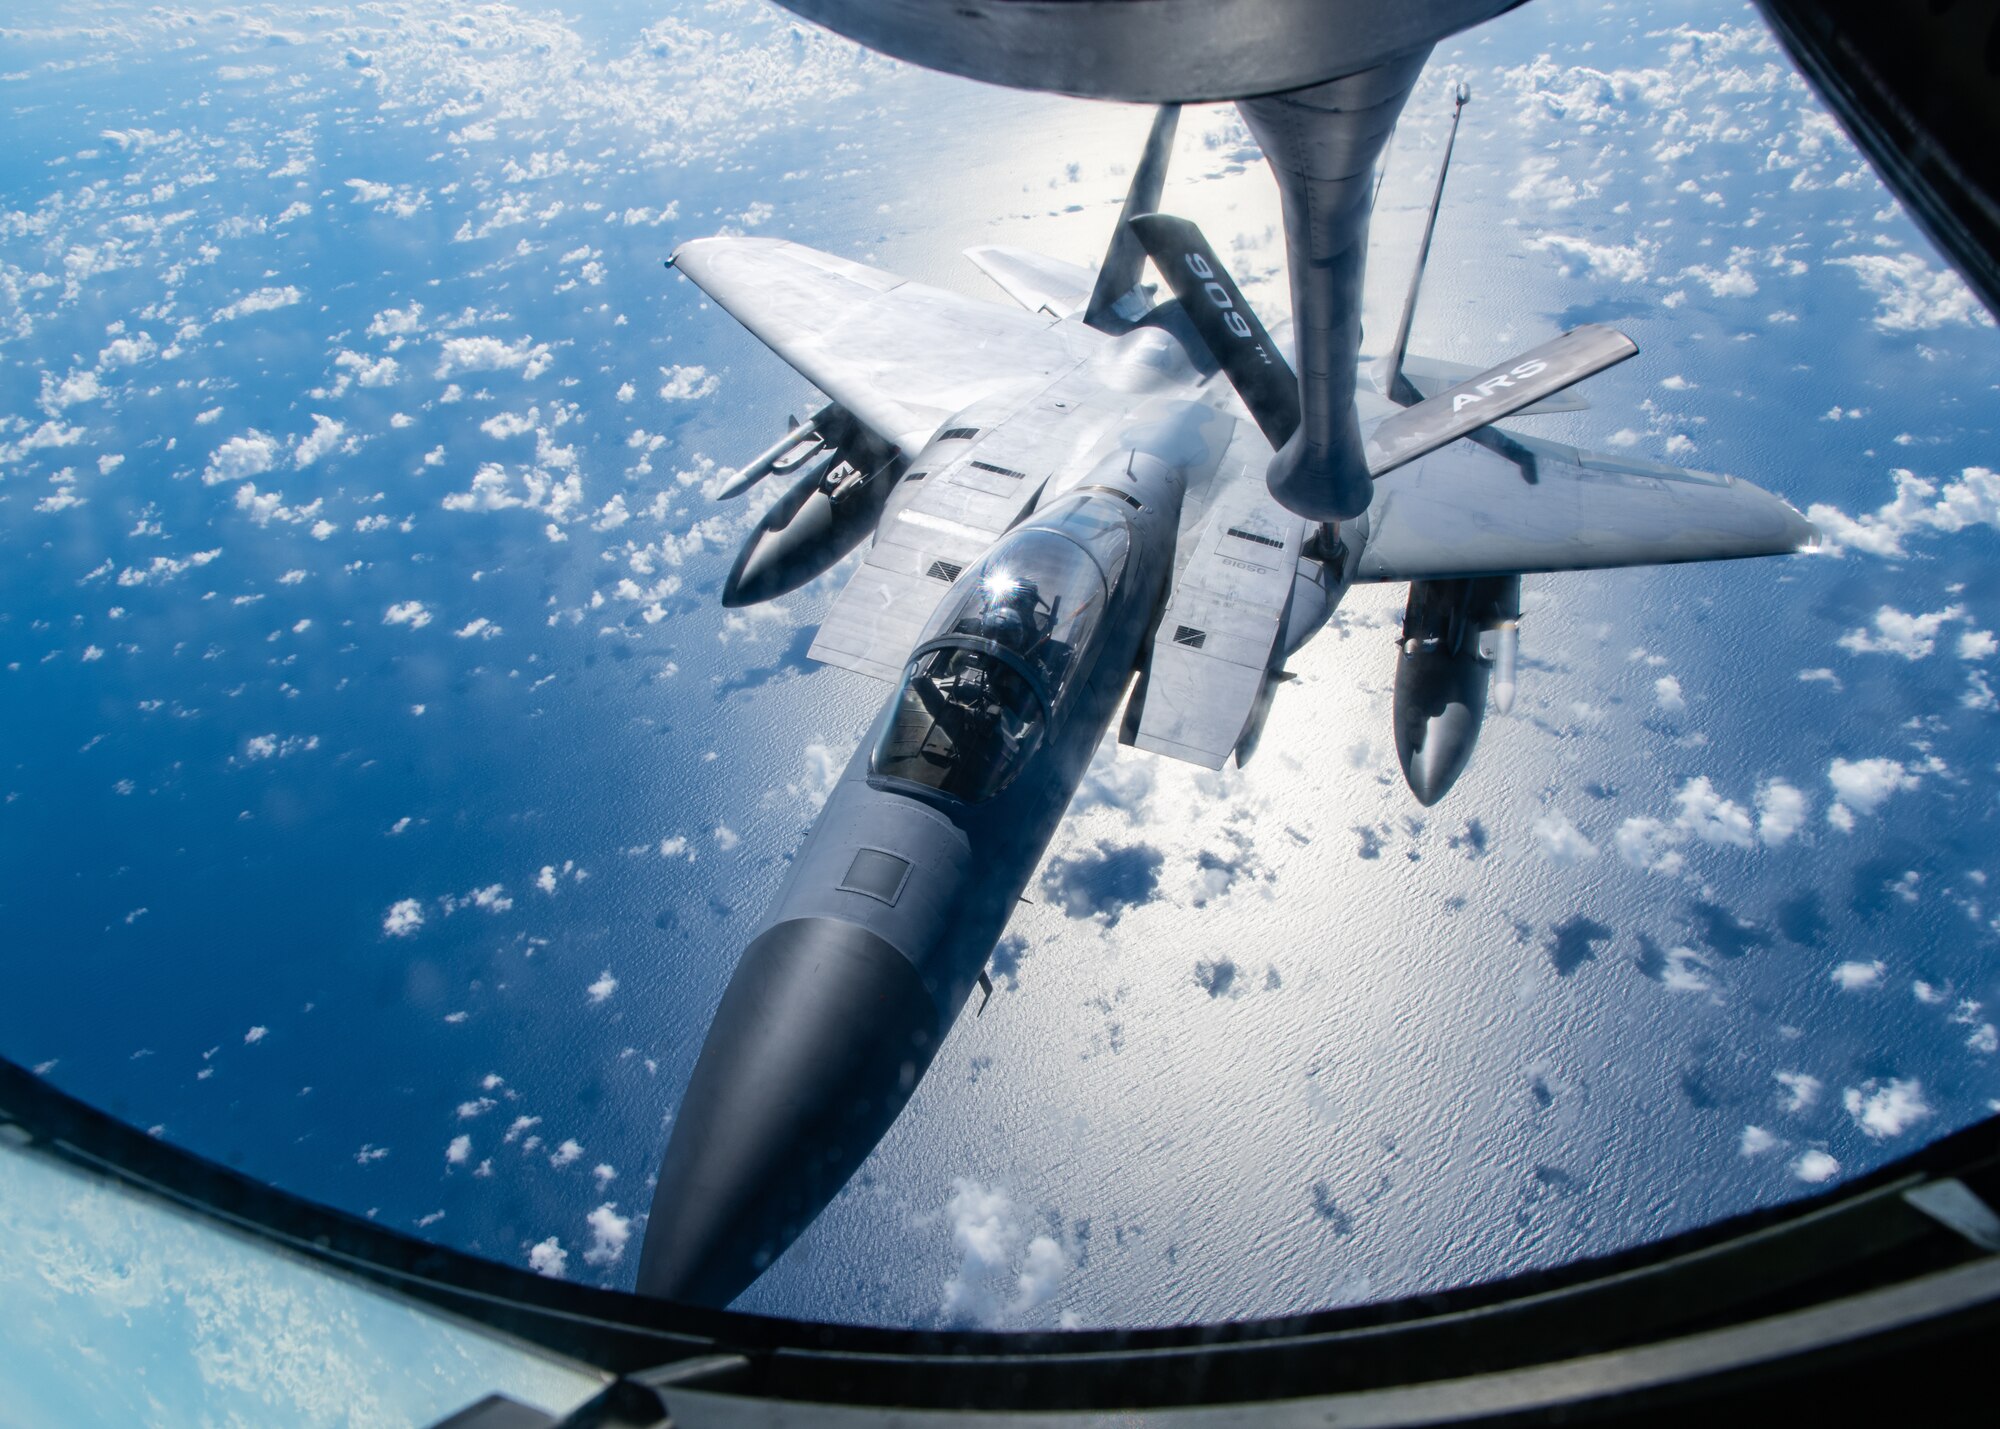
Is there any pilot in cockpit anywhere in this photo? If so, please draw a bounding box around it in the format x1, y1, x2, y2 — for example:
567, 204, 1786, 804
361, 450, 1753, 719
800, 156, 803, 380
967, 570, 1053, 655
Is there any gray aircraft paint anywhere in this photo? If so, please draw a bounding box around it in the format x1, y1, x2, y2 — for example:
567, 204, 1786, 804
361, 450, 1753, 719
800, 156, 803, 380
644, 102, 1816, 1306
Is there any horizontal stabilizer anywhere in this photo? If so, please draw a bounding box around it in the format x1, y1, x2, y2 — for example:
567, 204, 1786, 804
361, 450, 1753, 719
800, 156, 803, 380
1364, 325, 1637, 477
1397, 354, 1590, 414
1127, 212, 1299, 448
964, 246, 1097, 320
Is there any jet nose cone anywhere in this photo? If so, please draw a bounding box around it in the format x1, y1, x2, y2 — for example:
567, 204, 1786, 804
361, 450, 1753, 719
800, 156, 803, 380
636, 917, 939, 1307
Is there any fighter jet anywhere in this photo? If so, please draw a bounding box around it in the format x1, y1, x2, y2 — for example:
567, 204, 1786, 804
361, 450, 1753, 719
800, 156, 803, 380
637, 98, 1816, 1306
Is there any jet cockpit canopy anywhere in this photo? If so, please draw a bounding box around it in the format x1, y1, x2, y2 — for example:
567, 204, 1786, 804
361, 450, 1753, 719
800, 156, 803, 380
870, 498, 1132, 802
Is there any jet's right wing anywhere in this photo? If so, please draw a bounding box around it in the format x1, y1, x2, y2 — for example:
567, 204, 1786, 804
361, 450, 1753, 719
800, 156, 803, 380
1354, 434, 1818, 581
670, 237, 1102, 459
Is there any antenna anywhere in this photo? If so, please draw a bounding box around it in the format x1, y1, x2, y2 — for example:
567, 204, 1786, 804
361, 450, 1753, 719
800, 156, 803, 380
1384, 81, 1470, 407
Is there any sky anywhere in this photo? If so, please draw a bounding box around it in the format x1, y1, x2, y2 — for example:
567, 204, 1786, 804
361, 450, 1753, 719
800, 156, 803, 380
1, 0, 1997, 1361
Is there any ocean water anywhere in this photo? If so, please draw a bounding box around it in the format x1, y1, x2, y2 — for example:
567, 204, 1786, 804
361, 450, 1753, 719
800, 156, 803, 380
1, 0, 1995, 1350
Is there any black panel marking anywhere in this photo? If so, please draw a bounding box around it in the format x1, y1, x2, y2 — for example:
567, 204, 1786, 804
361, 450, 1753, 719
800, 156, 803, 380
969, 460, 1027, 480
1172, 625, 1207, 649
839, 848, 911, 906
1226, 526, 1285, 550
1127, 213, 1300, 449
938, 427, 979, 441
926, 560, 964, 583
904, 470, 928, 483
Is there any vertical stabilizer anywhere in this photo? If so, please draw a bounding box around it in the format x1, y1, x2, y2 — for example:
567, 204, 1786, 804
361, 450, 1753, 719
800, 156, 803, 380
1384, 82, 1471, 407
1084, 104, 1182, 332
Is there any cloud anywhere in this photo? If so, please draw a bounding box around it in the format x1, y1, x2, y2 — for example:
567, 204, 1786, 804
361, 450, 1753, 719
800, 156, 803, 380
40, 369, 103, 411
549, 1138, 583, 1168
526, 1237, 567, 1278
436, 335, 553, 381
292, 414, 345, 467
368, 303, 423, 338
1754, 779, 1807, 845
344, 178, 428, 218
787, 743, 841, 810
1830, 959, 1885, 991
1648, 944, 1713, 993
1775, 1071, 1821, 1113
1836, 604, 1965, 660
1510, 156, 1599, 211
503, 1116, 541, 1144
1842, 1077, 1932, 1139
203, 431, 281, 485
383, 601, 432, 629
938, 1179, 1070, 1328
382, 899, 424, 936
1533, 233, 1655, 284
1806, 467, 1999, 557
1681, 256, 1759, 298
440, 462, 585, 529
243, 733, 320, 761
1613, 778, 1760, 873
1792, 1149, 1840, 1184
1671, 777, 1754, 848
1828, 252, 1991, 333
586, 970, 617, 1004
1826, 757, 1920, 828
1960, 630, 1998, 661
213, 285, 304, 322
243, 1026, 268, 1045
1739, 1125, 1778, 1156
1533, 813, 1598, 866
489, 415, 553, 451
334, 350, 400, 388
0, 419, 85, 467
582, 1204, 631, 1267
455, 617, 501, 640
442, 885, 512, 915
1653, 675, 1685, 712
446, 1134, 471, 1166
112, 550, 221, 587
657, 364, 719, 401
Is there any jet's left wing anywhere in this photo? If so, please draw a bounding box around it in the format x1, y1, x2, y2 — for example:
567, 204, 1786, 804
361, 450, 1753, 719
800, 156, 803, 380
671, 237, 1103, 458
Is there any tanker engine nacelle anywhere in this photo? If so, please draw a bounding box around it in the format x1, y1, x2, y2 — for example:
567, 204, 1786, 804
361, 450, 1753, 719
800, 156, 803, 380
719, 403, 905, 607
1392, 574, 1520, 806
